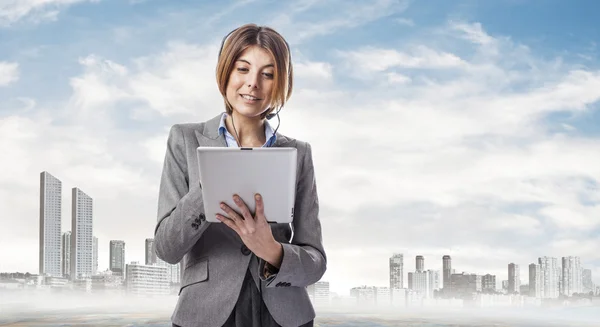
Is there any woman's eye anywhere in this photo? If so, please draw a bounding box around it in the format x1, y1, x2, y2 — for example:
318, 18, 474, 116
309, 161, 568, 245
237, 67, 249, 72
263, 73, 274, 78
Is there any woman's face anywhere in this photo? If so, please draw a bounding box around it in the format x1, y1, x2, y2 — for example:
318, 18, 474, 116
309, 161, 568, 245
225, 45, 275, 119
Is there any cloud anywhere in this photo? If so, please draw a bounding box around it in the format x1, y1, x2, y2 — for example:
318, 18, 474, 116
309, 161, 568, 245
0, 61, 19, 86
2, 5, 600, 297
270, 0, 411, 44
338, 46, 468, 76
0, 0, 99, 26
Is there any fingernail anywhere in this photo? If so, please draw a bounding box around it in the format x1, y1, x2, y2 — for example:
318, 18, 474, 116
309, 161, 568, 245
255, 194, 261, 200
220, 203, 225, 209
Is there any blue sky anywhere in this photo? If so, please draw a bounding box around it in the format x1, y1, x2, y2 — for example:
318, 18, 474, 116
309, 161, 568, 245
1, 0, 600, 296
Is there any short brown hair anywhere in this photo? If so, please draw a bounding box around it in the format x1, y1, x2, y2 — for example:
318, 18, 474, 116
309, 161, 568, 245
216, 23, 293, 119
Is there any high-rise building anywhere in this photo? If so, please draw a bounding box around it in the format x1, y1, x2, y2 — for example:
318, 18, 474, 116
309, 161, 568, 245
61, 231, 71, 278
481, 274, 496, 292
126, 262, 169, 295
450, 273, 481, 298
389, 253, 403, 289
156, 257, 181, 284
427, 270, 440, 291
508, 263, 520, 293
583, 269, 593, 294
145, 238, 157, 265
562, 256, 582, 296
70, 187, 93, 280
538, 256, 560, 298
416, 255, 424, 272
307, 281, 330, 306
39, 171, 62, 277
442, 255, 452, 291
93, 236, 98, 275
109, 240, 126, 276
529, 263, 543, 298
408, 270, 431, 298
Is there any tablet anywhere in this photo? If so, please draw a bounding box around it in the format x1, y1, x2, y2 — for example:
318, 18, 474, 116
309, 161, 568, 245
196, 147, 297, 224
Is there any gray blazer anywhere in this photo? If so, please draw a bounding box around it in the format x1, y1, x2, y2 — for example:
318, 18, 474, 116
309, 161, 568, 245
153, 113, 327, 327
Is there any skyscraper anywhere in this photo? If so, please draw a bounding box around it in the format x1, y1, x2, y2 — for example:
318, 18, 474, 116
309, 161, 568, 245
145, 238, 157, 265
39, 171, 62, 277
110, 240, 126, 276
481, 274, 496, 293
529, 263, 543, 298
442, 255, 452, 291
62, 231, 71, 278
508, 263, 520, 294
562, 256, 582, 296
408, 270, 431, 298
389, 253, 403, 289
583, 269, 593, 293
93, 236, 98, 275
71, 187, 93, 280
416, 255, 424, 272
428, 270, 440, 291
538, 256, 560, 298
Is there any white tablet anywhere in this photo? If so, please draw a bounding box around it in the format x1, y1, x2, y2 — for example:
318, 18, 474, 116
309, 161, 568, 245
196, 147, 297, 224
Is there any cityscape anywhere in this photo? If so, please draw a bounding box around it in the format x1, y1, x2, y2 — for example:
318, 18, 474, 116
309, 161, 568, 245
1, 171, 599, 312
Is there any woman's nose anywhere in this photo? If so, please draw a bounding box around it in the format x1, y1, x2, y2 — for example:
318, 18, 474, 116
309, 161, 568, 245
246, 73, 260, 89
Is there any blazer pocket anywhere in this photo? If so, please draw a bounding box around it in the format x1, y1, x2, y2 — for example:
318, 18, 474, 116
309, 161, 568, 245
179, 257, 209, 295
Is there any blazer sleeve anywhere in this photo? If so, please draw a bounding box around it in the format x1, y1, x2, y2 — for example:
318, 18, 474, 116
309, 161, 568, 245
153, 124, 210, 264
259, 141, 327, 287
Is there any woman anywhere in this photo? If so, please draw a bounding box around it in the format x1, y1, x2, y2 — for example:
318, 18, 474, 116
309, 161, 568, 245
153, 23, 327, 327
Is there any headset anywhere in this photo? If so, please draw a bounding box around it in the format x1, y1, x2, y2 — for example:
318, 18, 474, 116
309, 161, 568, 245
218, 25, 292, 147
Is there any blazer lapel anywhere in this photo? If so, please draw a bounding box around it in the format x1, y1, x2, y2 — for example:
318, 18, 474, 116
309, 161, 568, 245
195, 113, 228, 147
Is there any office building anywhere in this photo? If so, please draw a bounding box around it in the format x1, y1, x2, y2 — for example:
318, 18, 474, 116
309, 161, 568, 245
409, 270, 431, 298
307, 281, 330, 306
538, 256, 560, 298
416, 255, 424, 272
61, 231, 71, 278
583, 269, 593, 293
529, 263, 543, 298
125, 262, 169, 295
145, 238, 157, 265
450, 273, 481, 299
39, 171, 62, 277
443, 255, 452, 291
93, 236, 98, 275
481, 274, 496, 293
389, 253, 404, 289
109, 240, 126, 276
428, 270, 440, 291
561, 256, 582, 296
508, 263, 520, 293
70, 187, 94, 280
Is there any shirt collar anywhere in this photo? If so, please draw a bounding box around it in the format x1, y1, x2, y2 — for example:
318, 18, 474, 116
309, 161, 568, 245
218, 112, 277, 147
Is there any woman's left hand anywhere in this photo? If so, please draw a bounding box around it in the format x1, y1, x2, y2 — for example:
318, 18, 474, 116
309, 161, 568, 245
216, 193, 283, 268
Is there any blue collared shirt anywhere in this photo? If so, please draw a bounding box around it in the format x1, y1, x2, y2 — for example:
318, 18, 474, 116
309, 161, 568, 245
218, 112, 277, 147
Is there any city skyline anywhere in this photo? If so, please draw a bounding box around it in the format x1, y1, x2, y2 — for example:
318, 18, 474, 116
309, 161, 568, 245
19, 169, 600, 298
2, 0, 600, 297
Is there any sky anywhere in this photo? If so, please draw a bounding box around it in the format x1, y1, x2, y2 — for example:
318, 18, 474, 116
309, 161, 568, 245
1, 0, 600, 297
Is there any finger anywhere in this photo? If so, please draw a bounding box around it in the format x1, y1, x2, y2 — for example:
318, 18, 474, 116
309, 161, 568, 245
255, 193, 267, 224
220, 202, 243, 224
221, 201, 254, 235
216, 214, 241, 234
233, 194, 254, 222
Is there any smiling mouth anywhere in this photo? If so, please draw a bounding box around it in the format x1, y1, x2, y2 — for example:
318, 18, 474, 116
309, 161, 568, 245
240, 94, 261, 101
